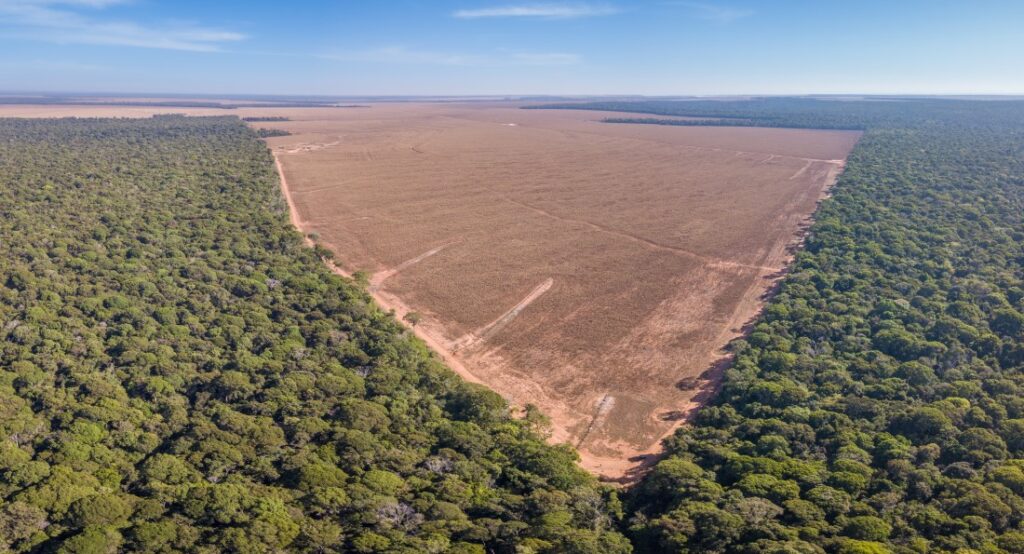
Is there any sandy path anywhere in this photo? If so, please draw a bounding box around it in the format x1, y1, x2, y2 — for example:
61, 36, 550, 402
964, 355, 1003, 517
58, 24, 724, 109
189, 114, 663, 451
370, 242, 456, 290
499, 195, 780, 273
452, 277, 554, 351
273, 151, 486, 387
282, 140, 341, 154
275, 153, 315, 248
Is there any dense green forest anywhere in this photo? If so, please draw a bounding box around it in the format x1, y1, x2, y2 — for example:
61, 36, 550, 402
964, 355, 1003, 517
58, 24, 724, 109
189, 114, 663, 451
3, 98, 1024, 553
255, 128, 292, 138
529, 97, 1024, 130
0, 116, 630, 553
534, 99, 1024, 553
0, 98, 334, 109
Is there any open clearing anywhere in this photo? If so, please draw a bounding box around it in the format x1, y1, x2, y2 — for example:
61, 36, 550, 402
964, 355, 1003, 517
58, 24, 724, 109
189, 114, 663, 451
0, 101, 859, 479
259, 103, 860, 479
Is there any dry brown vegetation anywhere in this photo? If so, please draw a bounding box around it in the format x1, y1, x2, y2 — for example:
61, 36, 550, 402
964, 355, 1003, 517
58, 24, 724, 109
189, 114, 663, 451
1, 101, 859, 480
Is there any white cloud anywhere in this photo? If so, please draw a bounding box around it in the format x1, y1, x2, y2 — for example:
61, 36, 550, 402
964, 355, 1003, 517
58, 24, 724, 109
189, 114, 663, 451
323, 46, 581, 67
0, 0, 245, 51
666, 1, 753, 23
453, 3, 618, 19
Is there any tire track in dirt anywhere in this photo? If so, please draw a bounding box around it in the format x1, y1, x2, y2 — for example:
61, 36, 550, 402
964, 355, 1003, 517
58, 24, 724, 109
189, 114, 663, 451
290, 180, 359, 195
501, 195, 779, 273
576, 394, 616, 448
452, 278, 554, 352
370, 241, 457, 290
279, 140, 341, 155
274, 153, 314, 248
789, 160, 813, 180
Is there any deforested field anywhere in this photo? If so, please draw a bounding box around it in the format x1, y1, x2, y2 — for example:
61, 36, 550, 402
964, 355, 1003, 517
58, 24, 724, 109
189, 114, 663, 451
260, 103, 860, 478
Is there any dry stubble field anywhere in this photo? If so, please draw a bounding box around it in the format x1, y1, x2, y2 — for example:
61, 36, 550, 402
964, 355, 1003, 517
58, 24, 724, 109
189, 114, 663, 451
0, 101, 860, 480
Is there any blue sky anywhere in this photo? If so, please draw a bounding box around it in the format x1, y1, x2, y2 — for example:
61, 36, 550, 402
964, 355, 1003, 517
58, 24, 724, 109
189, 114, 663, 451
0, 0, 1022, 96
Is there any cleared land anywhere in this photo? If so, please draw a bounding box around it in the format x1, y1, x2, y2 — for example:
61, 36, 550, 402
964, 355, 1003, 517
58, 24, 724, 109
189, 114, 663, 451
260, 103, 860, 479
0, 102, 859, 479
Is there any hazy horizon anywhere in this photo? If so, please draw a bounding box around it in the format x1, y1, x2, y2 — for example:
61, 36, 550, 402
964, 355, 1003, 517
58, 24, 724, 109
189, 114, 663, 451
5, 92, 1024, 101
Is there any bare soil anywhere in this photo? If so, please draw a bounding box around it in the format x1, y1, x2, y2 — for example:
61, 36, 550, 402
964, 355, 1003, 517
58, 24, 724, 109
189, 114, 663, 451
262, 103, 859, 480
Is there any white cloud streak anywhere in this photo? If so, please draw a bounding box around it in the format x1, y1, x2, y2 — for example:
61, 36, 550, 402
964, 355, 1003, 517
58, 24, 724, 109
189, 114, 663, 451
453, 3, 618, 19
666, 1, 753, 23
0, 0, 245, 51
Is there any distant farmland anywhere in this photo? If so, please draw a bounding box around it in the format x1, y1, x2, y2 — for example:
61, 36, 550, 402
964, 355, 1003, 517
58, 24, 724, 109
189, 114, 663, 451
263, 103, 860, 478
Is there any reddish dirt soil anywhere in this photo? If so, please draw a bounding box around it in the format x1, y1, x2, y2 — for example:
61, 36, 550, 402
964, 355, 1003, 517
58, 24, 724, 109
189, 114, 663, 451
0, 101, 860, 480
